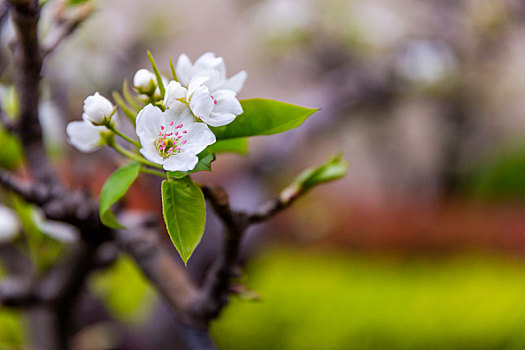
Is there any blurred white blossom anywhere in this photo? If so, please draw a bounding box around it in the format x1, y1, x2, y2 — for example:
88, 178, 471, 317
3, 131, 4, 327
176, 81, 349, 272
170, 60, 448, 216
0, 205, 19, 243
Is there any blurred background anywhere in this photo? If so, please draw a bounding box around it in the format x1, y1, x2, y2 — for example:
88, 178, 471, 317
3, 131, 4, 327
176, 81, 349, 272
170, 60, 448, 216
3, 0, 525, 349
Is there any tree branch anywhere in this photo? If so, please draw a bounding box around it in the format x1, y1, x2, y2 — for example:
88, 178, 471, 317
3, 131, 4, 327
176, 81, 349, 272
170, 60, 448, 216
41, 2, 93, 57
114, 216, 202, 327
10, 0, 57, 185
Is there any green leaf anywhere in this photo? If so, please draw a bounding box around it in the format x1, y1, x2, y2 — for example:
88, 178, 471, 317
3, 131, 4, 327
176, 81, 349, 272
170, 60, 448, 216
169, 56, 178, 82
147, 50, 165, 98
168, 151, 215, 179
68, 0, 89, 5
210, 98, 318, 140
162, 177, 206, 264
295, 154, 348, 192
207, 138, 248, 155
112, 91, 137, 125
122, 80, 141, 111
99, 162, 141, 229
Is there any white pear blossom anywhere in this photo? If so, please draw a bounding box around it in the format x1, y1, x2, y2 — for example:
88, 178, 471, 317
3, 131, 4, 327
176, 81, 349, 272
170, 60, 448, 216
83, 92, 115, 125
66, 113, 118, 153
170, 52, 246, 127
133, 69, 157, 95
175, 52, 247, 93
136, 104, 216, 172
186, 77, 243, 127
0, 205, 19, 243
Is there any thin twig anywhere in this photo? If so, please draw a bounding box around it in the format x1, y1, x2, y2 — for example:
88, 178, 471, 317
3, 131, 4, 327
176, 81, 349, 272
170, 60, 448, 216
41, 2, 93, 57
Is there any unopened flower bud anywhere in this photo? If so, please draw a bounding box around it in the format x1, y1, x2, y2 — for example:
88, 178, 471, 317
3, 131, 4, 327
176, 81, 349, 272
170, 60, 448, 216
83, 92, 114, 125
133, 69, 157, 95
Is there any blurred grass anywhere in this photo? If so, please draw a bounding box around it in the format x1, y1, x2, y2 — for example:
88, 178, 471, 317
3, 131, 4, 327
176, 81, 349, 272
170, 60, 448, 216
212, 248, 525, 350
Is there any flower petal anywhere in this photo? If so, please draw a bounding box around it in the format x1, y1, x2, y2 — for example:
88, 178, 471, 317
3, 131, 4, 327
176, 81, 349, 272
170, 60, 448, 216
205, 112, 237, 127
163, 152, 199, 172
136, 104, 164, 143
164, 81, 188, 112
221, 70, 247, 93
176, 54, 193, 87
189, 86, 214, 119
164, 107, 195, 126
182, 122, 216, 154
139, 142, 164, 165
214, 90, 243, 115
66, 121, 104, 153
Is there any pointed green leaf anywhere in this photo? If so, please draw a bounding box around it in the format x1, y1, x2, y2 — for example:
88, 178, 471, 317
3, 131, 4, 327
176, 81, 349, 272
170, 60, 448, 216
147, 50, 165, 98
210, 99, 318, 140
161, 177, 206, 264
295, 154, 348, 192
207, 138, 248, 155
112, 91, 137, 125
122, 80, 141, 111
99, 162, 141, 229
169, 56, 178, 82
168, 151, 215, 179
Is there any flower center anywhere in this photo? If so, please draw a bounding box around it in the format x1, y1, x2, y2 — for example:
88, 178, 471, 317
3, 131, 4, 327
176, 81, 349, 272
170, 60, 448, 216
154, 121, 188, 159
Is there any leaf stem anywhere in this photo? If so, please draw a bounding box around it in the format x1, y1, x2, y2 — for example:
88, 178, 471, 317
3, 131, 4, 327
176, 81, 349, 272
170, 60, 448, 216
107, 124, 141, 148
108, 141, 164, 170
140, 166, 166, 178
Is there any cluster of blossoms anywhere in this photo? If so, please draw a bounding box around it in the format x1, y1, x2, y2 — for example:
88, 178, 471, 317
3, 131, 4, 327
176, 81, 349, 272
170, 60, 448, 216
66, 53, 246, 172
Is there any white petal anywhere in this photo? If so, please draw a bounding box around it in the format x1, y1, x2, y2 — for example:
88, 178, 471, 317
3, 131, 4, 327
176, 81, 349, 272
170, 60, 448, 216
66, 121, 104, 153
163, 152, 199, 172
164, 81, 188, 111
136, 104, 164, 143
0, 205, 19, 242
182, 122, 216, 153
194, 52, 219, 67
189, 86, 214, 119
139, 143, 164, 165
213, 90, 243, 115
204, 112, 237, 127
164, 107, 195, 126
176, 54, 193, 87
187, 76, 210, 97
221, 70, 247, 93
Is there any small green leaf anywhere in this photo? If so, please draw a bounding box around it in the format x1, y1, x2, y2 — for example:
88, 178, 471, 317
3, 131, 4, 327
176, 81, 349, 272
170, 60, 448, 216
169, 56, 178, 82
168, 151, 215, 179
210, 99, 318, 140
207, 138, 248, 155
99, 162, 141, 229
112, 91, 137, 125
161, 177, 206, 264
147, 50, 165, 98
122, 80, 141, 111
68, 0, 89, 5
295, 154, 348, 192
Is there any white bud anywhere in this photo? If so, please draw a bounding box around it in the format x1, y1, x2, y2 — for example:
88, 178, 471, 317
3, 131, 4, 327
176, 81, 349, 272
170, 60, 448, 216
83, 92, 114, 124
133, 69, 157, 94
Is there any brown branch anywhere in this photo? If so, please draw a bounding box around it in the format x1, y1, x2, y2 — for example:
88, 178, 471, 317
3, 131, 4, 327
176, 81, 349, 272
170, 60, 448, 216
114, 217, 202, 327
10, 0, 57, 185
248, 182, 303, 224
41, 2, 93, 57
